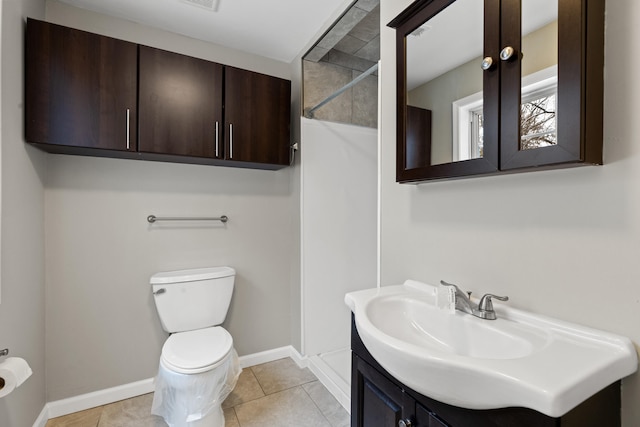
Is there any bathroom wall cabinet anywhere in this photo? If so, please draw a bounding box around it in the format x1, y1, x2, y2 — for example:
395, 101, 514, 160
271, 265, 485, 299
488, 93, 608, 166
25, 18, 138, 153
25, 18, 291, 170
389, 0, 605, 183
138, 46, 224, 159
224, 66, 291, 166
351, 316, 622, 427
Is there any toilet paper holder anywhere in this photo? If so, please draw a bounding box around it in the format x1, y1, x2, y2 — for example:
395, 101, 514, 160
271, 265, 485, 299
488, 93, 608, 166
0, 349, 8, 357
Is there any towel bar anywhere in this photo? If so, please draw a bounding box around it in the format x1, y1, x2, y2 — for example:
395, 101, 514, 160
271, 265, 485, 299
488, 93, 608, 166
147, 215, 228, 224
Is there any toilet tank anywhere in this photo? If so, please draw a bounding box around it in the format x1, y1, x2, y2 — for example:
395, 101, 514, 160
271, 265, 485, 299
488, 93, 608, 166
151, 267, 235, 333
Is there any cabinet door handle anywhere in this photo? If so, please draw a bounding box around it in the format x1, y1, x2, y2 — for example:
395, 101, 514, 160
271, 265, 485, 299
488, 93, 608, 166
126, 108, 130, 150
398, 419, 413, 427
215, 121, 219, 157
229, 123, 233, 159
500, 46, 515, 61
481, 56, 494, 71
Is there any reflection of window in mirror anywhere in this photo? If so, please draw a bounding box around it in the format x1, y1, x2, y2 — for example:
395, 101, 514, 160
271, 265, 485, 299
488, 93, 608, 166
519, 68, 557, 150
452, 91, 482, 162
521, 0, 558, 150
453, 66, 557, 159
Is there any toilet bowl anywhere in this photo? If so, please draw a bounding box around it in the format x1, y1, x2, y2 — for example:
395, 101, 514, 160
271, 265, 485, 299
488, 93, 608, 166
160, 327, 233, 374
150, 267, 241, 427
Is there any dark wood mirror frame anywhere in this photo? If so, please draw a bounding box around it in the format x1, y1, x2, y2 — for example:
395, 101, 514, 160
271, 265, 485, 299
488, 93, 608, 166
389, 0, 605, 184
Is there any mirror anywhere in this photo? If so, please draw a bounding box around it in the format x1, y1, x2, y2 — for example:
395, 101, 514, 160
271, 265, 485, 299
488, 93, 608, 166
406, 0, 484, 166
390, 0, 604, 182
519, 0, 558, 151
406, 0, 558, 166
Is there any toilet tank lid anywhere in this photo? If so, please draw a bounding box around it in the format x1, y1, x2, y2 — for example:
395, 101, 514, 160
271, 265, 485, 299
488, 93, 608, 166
150, 267, 235, 285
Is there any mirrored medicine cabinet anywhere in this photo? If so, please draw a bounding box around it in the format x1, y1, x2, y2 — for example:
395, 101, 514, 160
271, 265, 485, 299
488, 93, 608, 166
389, 0, 605, 183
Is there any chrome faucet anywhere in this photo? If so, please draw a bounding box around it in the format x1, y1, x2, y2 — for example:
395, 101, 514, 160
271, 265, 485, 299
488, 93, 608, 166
440, 280, 508, 320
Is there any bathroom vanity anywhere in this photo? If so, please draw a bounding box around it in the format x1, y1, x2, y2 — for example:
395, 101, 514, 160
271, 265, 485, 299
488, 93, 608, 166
351, 316, 621, 427
346, 281, 638, 427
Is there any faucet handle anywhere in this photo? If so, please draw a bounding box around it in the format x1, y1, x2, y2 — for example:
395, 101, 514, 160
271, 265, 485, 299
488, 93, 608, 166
478, 293, 509, 312
440, 280, 471, 300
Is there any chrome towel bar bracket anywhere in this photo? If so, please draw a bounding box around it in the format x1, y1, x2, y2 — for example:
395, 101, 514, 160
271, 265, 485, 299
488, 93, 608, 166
147, 215, 229, 224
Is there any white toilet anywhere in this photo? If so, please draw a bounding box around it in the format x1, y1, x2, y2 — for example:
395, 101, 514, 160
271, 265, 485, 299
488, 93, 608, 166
150, 267, 241, 427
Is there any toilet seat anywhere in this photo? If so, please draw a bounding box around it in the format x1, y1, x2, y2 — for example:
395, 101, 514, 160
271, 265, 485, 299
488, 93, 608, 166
161, 326, 233, 374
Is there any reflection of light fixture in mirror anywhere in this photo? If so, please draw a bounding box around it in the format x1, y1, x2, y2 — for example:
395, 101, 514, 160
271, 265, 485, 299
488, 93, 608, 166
179, 0, 221, 12
410, 24, 432, 37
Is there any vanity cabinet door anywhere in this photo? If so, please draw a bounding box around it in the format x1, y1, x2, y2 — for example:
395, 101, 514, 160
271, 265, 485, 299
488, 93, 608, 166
25, 19, 137, 152
352, 355, 409, 427
224, 66, 291, 166
416, 405, 448, 427
138, 46, 224, 158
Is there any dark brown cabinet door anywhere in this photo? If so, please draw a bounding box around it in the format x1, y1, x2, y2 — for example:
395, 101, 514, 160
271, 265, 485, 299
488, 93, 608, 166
416, 404, 449, 427
138, 46, 223, 158
224, 67, 291, 166
352, 355, 407, 427
25, 19, 137, 151
499, 0, 604, 170
390, 0, 500, 183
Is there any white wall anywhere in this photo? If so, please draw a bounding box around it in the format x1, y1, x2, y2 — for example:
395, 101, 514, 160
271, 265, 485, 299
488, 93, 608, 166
0, 0, 47, 425
301, 118, 377, 356
379, 0, 640, 425
43, 1, 296, 401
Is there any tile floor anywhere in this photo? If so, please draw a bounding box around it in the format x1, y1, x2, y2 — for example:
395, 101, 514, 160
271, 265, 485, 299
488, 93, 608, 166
45, 357, 350, 427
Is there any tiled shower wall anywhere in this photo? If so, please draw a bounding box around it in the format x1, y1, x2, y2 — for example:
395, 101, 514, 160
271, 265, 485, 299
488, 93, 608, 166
301, 0, 379, 128
303, 60, 378, 128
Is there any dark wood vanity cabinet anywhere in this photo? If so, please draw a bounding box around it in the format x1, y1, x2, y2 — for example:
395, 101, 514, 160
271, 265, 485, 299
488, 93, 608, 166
389, 0, 605, 183
25, 19, 291, 170
351, 316, 622, 427
138, 46, 224, 159
26, 18, 137, 152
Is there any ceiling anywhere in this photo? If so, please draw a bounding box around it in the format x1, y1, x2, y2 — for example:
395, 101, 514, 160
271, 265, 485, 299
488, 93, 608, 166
56, 0, 349, 62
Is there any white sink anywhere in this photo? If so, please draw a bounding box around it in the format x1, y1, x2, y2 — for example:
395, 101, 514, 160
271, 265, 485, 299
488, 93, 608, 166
345, 280, 638, 418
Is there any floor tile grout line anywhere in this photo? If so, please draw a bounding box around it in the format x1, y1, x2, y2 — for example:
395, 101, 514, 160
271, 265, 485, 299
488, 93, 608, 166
256, 378, 320, 397
96, 404, 107, 427
300, 382, 335, 426
249, 362, 317, 397
231, 406, 242, 427
247, 366, 268, 397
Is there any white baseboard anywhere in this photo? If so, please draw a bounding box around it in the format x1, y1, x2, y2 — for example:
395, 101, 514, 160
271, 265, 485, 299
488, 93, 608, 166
32, 407, 49, 427
237, 345, 300, 369
44, 378, 155, 420
307, 355, 351, 412
34, 345, 311, 425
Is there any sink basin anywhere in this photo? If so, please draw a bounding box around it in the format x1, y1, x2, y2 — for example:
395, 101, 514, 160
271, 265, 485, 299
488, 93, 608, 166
345, 280, 638, 417
367, 294, 549, 360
